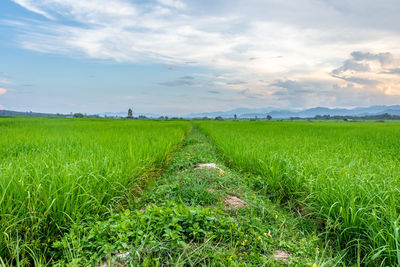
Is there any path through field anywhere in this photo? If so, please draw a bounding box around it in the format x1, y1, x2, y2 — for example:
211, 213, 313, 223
55, 126, 340, 265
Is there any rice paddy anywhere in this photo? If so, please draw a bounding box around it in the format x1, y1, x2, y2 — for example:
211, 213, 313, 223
0, 117, 189, 264
196, 120, 400, 265
1, 117, 400, 265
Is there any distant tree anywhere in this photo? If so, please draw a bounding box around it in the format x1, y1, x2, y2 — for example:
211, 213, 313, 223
234, 114, 237, 120
127, 108, 133, 119
73, 113, 84, 118
215, 116, 224, 121
267, 114, 272, 120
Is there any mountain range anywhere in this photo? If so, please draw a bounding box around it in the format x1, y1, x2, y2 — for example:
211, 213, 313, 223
185, 105, 400, 119
2, 105, 400, 119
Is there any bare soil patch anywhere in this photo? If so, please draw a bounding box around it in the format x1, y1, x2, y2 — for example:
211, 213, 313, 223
274, 249, 290, 262
224, 196, 247, 210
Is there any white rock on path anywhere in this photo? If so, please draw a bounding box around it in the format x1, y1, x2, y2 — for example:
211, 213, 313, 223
195, 163, 225, 174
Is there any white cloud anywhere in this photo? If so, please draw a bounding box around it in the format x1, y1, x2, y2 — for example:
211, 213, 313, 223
12, 0, 54, 19
7, 0, 400, 109
10, 1, 400, 74
0, 78, 12, 84
0, 88, 7, 95
12, 0, 137, 22
158, 0, 185, 9
331, 51, 400, 96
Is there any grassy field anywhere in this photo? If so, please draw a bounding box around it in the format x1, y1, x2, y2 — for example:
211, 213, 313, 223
2, 118, 400, 265
196, 121, 400, 265
51, 127, 335, 266
0, 117, 189, 265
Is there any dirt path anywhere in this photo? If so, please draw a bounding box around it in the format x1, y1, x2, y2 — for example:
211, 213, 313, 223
56, 126, 337, 266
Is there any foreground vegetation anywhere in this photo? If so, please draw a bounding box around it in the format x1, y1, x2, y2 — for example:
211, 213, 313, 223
196, 121, 400, 265
53, 127, 335, 266
0, 118, 189, 264
2, 117, 399, 265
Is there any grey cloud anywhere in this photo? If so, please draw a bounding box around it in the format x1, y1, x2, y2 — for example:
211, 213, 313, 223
270, 80, 314, 106
226, 80, 246, 85
199, 96, 233, 102
329, 83, 400, 107
351, 51, 393, 66
270, 79, 312, 93
239, 88, 250, 94
159, 76, 198, 87
269, 79, 344, 107
159, 75, 215, 88
208, 90, 220, 94
331, 59, 370, 75
332, 51, 394, 76
238, 88, 263, 98
331, 51, 392, 86
382, 68, 400, 74
190, 0, 400, 34
159, 79, 194, 87
332, 75, 381, 86
180, 76, 195, 80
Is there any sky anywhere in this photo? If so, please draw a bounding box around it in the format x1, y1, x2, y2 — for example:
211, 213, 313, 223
1, 0, 400, 115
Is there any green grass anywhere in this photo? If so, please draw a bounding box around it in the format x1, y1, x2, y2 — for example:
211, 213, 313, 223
196, 120, 400, 265
4, 117, 400, 265
0, 117, 189, 265
53, 126, 335, 266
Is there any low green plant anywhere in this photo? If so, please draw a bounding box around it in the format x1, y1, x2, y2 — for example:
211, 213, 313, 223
53, 202, 251, 265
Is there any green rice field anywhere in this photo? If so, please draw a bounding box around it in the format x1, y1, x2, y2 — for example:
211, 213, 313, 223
196, 121, 400, 265
1, 117, 400, 265
0, 118, 189, 264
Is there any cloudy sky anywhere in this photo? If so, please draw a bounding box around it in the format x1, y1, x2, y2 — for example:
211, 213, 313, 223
1, 0, 400, 114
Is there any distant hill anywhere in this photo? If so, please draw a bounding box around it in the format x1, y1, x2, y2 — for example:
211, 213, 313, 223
0, 110, 69, 117
3, 105, 400, 119
185, 105, 400, 119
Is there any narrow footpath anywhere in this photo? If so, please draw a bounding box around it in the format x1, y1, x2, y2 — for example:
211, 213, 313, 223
55, 126, 337, 266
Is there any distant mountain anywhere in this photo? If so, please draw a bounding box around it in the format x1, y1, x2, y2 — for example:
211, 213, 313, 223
3, 105, 400, 119
186, 107, 274, 118
184, 105, 400, 119
0, 110, 69, 117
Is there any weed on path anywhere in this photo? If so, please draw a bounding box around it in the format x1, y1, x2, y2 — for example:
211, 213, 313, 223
54, 126, 339, 266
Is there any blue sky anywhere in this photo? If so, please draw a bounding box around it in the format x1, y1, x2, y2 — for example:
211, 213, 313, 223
1, 0, 400, 115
